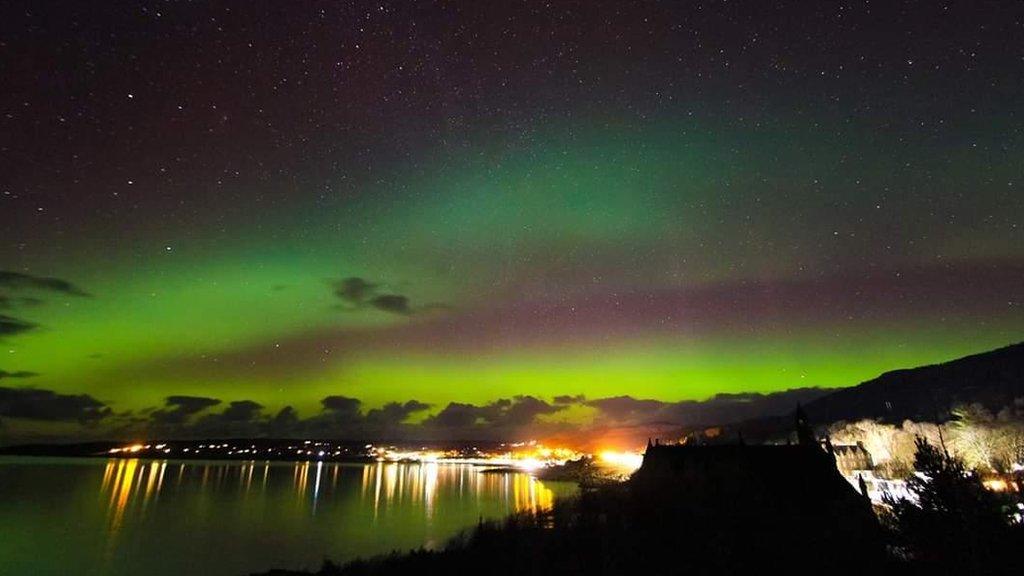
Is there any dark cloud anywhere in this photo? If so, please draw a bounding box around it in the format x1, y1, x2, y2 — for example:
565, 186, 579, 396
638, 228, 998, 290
370, 294, 412, 315
292, 396, 365, 436
105, 398, 276, 438
0, 273, 89, 342
186, 400, 269, 436
320, 395, 362, 418
0, 271, 90, 297
269, 406, 300, 435
423, 395, 565, 433
424, 402, 479, 429
585, 396, 669, 421
0, 314, 36, 336
584, 388, 833, 428
218, 400, 264, 422
553, 394, 586, 405
0, 386, 110, 423
166, 395, 222, 412
0, 370, 39, 379
333, 277, 378, 307
150, 395, 221, 425
236, 398, 430, 438
365, 400, 431, 426
331, 276, 438, 316
291, 396, 432, 438
491, 396, 564, 426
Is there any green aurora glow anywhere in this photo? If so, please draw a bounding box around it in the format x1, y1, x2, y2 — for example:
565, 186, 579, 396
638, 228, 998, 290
2, 1, 1023, 440
5, 120, 1021, 426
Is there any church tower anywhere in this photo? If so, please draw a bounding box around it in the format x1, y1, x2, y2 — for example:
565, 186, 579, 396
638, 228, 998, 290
795, 404, 816, 447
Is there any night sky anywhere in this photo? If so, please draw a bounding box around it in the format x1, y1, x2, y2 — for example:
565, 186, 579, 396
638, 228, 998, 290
1, 1, 1022, 442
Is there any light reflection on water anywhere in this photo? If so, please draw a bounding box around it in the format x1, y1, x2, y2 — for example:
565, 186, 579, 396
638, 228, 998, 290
100, 459, 557, 525
0, 457, 573, 576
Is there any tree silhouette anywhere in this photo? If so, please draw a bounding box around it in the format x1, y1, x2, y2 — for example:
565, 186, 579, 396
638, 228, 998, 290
885, 436, 1021, 574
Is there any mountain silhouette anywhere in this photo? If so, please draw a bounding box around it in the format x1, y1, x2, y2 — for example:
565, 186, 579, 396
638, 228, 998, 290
803, 342, 1024, 424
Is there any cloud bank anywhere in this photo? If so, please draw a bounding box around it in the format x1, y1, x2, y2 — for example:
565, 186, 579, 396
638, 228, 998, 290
0, 384, 828, 446
0, 387, 110, 425
0, 271, 90, 341
0, 370, 39, 380
0, 271, 91, 297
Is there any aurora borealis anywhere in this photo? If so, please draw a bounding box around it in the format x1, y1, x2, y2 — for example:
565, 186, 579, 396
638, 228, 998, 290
1, 1, 1022, 443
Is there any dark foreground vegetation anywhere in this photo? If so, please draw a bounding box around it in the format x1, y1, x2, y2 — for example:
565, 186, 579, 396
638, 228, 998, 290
257, 437, 1022, 576
883, 437, 1022, 574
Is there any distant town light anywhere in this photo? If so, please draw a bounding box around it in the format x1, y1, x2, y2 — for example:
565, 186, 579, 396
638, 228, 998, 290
598, 450, 644, 472
984, 478, 1009, 492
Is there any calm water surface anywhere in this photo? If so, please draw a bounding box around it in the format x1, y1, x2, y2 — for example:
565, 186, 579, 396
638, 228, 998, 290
0, 456, 576, 576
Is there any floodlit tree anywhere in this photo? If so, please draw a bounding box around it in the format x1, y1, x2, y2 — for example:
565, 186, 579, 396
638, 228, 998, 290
948, 402, 1024, 473
829, 419, 930, 477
